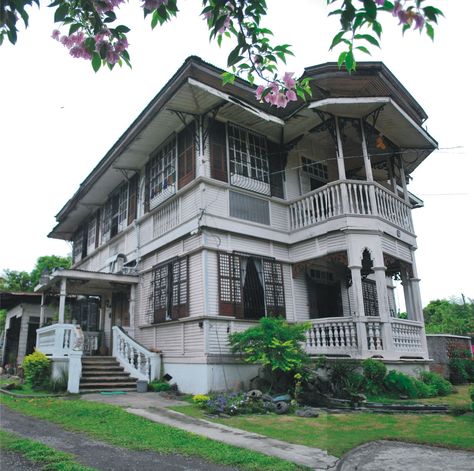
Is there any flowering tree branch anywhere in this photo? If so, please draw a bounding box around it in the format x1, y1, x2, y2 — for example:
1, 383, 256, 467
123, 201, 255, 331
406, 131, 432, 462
0, 0, 443, 107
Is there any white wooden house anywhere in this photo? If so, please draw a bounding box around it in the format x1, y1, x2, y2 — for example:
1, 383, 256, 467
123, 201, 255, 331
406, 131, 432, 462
35, 57, 437, 394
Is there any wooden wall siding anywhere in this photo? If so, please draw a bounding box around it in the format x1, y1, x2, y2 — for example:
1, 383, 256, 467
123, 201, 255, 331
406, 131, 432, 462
272, 242, 290, 261
282, 263, 295, 321
189, 252, 204, 317
292, 272, 310, 321
134, 325, 154, 349
341, 282, 352, 317
140, 253, 157, 272
139, 217, 153, 248
327, 233, 347, 252
270, 201, 289, 231
203, 185, 228, 218
108, 240, 124, 257
206, 319, 258, 355
125, 230, 137, 255
155, 239, 185, 265
381, 235, 413, 262
229, 191, 270, 226
137, 270, 154, 326
181, 186, 200, 221
153, 198, 180, 238
183, 322, 205, 354
183, 234, 201, 253
289, 239, 317, 262
205, 250, 220, 317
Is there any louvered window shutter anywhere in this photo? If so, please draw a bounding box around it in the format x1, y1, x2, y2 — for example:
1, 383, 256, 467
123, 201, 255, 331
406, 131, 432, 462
218, 252, 243, 317
178, 122, 195, 189
127, 174, 139, 225
153, 264, 169, 323
267, 141, 287, 198
263, 260, 286, 317
94, 210, 100, 248
209, 119, 228, 182
171, 257, 189, 319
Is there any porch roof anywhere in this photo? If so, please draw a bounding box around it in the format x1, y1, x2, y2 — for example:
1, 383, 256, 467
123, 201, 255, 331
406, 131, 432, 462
34, 269, 139, 296
308, 97, 437, 173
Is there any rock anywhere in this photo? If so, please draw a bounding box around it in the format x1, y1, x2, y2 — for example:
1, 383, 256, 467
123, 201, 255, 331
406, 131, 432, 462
295, 407, 320, 418
261, 393, 273, 402
275, 401, 290, 414
399, 394, 409, 400
219, 413, 231, 418
247, 389, 263, 399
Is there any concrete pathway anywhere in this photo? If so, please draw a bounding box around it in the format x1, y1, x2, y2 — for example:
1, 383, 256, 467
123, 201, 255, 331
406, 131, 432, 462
336, 440, 474, 471
83, 392, 338, 470
84, 392, 474, 471
0, 405, 236, 471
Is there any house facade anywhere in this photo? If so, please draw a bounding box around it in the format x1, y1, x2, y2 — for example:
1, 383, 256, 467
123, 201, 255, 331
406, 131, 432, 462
36, 57, 437, 394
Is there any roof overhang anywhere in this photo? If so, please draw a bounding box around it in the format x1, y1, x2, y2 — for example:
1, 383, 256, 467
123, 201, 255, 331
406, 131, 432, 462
309, 97, 438, 172
35, 269, 139, 296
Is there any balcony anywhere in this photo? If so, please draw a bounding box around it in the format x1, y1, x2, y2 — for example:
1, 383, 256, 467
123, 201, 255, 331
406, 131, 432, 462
289, 180, 414, 234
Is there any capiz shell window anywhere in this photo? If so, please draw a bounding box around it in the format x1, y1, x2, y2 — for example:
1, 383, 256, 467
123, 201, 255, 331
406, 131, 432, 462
228, 123, 270, 195
149, 137, 176, 209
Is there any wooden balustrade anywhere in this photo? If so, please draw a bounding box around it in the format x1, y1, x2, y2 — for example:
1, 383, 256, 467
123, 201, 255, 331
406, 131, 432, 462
153, 198, 180, 238
289, 180, 414, 233
391, 319, 424, 351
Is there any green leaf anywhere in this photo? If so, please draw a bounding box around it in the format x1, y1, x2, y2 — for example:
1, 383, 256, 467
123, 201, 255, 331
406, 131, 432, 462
68, 23, 81, 36
92, 53, 101, 73
151, 10, 159, 29
425, 22, 434, 41
221, 71, 235, 85
354, 33, 380, 47
54, 3, 69, 23
345, 50, 356, 72
372, 20, 382, 38
355, 45, 371, 55
330, 31, 345, 50
423, 6, 444, 23
114, 25, 130, 34
227, 45, 243, 67
338, 51, 347, 68
363, 0, 377, 20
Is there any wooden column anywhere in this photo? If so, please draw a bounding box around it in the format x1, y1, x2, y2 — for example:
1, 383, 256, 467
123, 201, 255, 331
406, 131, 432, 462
335, 117, 349, 213
39, 293, 45, 327
399, 156, 409, 202
360, 118, 377, 214
58, 278, 67, 324
373, 265, 395, 357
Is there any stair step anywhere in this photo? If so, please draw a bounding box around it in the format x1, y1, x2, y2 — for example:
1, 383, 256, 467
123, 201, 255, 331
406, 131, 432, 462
79, 381, 138, 388
81, 376, 134, 382
80, 387, 137, 394
82, 371, 130, 377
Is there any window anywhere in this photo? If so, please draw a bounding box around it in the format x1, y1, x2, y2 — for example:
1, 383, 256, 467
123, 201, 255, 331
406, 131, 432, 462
148, 138, 176, 209
152, 256, 188, 322
302, 157, 328, 191
228, 124, 270, 195
87, 216, 96, 249
218, 252, 285, 319
362, 279, 379, 317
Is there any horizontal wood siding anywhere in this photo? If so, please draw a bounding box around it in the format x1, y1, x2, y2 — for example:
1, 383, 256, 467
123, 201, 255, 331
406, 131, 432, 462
189, 252, 203, 317
203, 185, 228, 218
207, 319, 258, 355
273, 242, 289, 261
381, 236, 413, 262
292, 272, 310, 322
282, 263, 295, 321
270, 202, 289, 231
285, 150, 301, 200
156, 324, 183, 354
184, 322, 205, 354
206, 250, 219, 316
181, 186, 200, 221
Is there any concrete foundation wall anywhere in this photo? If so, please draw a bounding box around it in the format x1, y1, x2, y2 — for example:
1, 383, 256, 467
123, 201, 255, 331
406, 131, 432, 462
426, 334, 472, 378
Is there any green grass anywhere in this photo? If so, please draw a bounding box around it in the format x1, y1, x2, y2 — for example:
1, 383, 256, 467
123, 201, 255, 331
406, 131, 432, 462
0, 395, 305, 471
171, 386, 474, 457
367, 384, 472, 408
0, 429, 97, 471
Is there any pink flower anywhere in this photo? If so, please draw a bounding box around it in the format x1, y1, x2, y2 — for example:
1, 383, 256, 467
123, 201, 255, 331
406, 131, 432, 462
397, 10, 409, 25
286, 89, 297, 102
52, 29, 61, 41
142, 0, 167, 11
413, 13, 424, 30
392, 1, 402, 17
255, 85, 265, 101
114, 38, 129, 53
218, 15, 231, 34
283, 72, 295, 90
375, 0, 384, 5
202, 10, 212, 20
106, 50, 120, 64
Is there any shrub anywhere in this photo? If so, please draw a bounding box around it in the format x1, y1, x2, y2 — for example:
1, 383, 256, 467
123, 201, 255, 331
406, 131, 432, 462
202, 392, 276, 416
384, 370, 428, 399
362, 359, 387, 394
229, 317, 310, 391
192, 394, 211, 406
22, 350, 51, 390
420, 371, 453, 396
327, 359, 360, 398
148, 380, 171, 392
449, 358, 469, 384
470, 385, 474, 413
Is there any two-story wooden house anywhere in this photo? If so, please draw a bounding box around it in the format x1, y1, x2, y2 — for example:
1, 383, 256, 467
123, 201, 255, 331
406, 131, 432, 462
36, 56, 437, 394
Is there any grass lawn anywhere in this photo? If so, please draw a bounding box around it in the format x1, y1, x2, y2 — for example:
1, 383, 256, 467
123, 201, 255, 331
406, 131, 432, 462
0, 429, 97, 471
171, 386, 474, 457
367, 384, 473, 409
0, 394, 305, 471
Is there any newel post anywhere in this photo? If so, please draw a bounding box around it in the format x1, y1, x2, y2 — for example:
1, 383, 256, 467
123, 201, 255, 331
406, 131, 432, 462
67, 351, 83, 394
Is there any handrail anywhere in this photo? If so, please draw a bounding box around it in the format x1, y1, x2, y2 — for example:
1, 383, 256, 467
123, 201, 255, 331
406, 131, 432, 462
36, 323, 82, 357
112, 326, 161, 382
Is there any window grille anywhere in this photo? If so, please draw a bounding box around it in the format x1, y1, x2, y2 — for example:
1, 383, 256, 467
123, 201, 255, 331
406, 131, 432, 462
362, 279, 379, 317
228, 124, 270, 195
87, 217, 96, 248
149, 138, 176, 208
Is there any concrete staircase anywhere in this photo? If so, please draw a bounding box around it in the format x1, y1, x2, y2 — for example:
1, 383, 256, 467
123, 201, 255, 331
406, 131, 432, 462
80, 356, 138, 393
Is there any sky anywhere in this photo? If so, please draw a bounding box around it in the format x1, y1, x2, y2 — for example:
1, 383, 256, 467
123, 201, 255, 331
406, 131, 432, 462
0, 1, 472, 307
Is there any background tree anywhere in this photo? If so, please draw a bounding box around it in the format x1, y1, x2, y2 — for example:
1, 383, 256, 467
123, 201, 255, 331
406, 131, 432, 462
424, 297, 474, 336
0, 1, 443, 107
0, 255, 71, 293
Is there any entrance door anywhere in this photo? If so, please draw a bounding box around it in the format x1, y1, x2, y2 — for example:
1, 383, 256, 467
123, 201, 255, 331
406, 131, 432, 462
112, 292, 130, 328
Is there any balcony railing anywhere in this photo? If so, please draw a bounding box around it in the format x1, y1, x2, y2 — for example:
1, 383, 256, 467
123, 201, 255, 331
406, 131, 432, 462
289, 180, 414, 233
305, 317, 358, 356
391, 319, 424, 352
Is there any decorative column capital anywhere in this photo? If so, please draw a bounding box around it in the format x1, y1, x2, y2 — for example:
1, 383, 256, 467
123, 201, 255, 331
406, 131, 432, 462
372, 266, 387, 272
348, 265, 362, 270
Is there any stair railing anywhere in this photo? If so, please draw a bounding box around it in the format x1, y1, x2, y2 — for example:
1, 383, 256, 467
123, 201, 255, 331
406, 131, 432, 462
112, 326, 161, 382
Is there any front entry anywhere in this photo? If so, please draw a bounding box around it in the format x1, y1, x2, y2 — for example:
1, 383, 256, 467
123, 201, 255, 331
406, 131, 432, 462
111, 292, 130, 328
